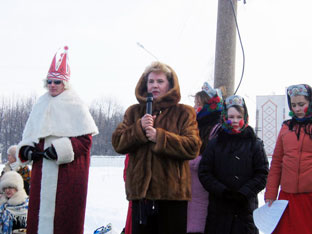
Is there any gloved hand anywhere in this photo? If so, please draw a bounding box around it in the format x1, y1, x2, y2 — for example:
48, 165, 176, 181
43, 146, 58, 160
223, 189, 247, 204
20, 146, 42, 161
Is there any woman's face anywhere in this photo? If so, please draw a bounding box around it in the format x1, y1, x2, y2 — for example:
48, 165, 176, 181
194, 96, 203, 110
147, 72, 170, 99
47, 79, 65, 97
7, 153, 16, 164
227, 107, 243, 131
290, 95, 309, 118
4, 187, 17, 198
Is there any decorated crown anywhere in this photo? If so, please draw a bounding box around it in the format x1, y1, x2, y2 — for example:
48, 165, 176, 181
202, 82, 222, 98
287, 84, 308, 97
47, 46, 70, 81
225, 95, 244, 108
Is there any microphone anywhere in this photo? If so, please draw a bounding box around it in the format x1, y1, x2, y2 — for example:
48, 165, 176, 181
146, 93, 153, 114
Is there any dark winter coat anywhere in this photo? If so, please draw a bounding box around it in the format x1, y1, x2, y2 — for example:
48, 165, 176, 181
198, 127, 269, 234
197, 110, 221, 154
112, 65, 201, 201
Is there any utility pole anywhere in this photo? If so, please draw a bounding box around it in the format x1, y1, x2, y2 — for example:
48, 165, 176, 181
214, 0, 237, 97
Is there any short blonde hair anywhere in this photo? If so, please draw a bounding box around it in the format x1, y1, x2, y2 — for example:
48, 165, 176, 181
43, 79, 71, 90
143, 61, 173, 88
7, 145, 17, 159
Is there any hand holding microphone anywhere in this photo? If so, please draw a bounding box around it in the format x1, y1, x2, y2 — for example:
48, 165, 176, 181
141, 93, 154, 129
141, 93, 157, 142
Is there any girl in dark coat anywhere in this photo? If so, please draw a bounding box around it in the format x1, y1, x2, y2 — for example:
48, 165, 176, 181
187, 82, 223, 234
198, 95, 269, 234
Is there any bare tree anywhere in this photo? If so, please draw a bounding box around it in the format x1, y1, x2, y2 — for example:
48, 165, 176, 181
90, 97, 124, 156
0, 95, 36, 161
0, 95, 124, 161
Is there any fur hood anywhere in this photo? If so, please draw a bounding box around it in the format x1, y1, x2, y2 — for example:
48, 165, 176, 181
0, 171, 28, 206
134, 63, 181, 111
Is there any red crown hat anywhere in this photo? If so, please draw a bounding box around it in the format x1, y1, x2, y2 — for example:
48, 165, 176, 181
47, 46, 70, 81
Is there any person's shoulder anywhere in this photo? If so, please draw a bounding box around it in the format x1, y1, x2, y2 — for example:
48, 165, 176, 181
125, 103, 141, 113
176, 103, 196, 115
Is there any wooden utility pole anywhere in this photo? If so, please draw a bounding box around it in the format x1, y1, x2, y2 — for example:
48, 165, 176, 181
214, 0, 237, 97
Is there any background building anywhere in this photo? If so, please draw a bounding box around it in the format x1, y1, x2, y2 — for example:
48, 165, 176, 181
256, 95, 289, 157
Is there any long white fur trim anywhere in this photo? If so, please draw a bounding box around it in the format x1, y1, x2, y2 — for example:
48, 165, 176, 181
38, 159, 58, 234
37, 136, 59, 234
52, 137, 74, 165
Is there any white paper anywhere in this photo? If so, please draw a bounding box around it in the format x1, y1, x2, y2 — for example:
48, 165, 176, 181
253, 200, 288, 234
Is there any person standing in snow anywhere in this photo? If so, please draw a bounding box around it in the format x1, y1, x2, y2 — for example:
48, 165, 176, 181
112, 61, 201, 234
198, 95, 269, 234
187, 82, 223, 234
265, 84, 312, 234
0, 171, 28, 233
16, 46, 98, 234
1, 145, 31, 195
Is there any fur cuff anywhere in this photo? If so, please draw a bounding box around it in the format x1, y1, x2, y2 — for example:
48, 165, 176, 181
52, 137, 74, 165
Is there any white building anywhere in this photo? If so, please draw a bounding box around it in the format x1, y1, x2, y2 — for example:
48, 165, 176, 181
256, 95, 289, 156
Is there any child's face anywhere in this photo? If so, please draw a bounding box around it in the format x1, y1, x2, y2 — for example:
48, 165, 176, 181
4, 187, 17, 198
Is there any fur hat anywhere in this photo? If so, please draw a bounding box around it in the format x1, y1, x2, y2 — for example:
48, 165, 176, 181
0, 171, 24, 192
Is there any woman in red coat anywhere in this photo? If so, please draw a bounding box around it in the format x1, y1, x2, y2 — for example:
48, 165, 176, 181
265, 84, 312, 234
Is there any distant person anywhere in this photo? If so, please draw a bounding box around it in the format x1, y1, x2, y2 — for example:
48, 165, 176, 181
16, 46, 98, 234
187, 82, 223, 234
0, 171, 28, 233
199, 95, 269, 234
1, 145, 31, 195
112, 61, 201, 234
265, 84, 312, 234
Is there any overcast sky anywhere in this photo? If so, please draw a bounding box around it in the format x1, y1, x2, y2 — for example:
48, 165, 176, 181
1, 0, 311, 126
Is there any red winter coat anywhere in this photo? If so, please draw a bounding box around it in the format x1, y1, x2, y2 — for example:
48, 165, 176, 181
265, 123, 312, 200
19, 135, 92, 234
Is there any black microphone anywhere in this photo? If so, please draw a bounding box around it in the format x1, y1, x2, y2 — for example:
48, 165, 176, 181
146, 93, 153, 114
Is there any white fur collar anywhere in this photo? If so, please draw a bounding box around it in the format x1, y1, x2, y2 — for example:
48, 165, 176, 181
22, 89, 98, 143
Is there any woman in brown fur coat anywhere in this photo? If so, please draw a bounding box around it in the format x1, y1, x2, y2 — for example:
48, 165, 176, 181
112, 61, 201, 234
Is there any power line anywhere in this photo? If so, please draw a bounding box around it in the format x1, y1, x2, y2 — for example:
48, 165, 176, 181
136, 42, 159, 61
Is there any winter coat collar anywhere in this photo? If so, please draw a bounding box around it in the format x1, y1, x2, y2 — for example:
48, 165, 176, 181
0, 190, 28, 206
134, 64, 181, 111
22, 89, 98, 143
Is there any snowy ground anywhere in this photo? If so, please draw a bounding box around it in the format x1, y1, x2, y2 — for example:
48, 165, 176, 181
85, 156, 128, 234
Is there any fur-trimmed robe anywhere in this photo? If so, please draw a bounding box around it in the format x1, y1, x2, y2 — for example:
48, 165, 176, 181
17, 89, 98, 234
112, 65, 201, 201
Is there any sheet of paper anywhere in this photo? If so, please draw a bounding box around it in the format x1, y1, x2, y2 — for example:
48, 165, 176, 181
253, 200, 288, 234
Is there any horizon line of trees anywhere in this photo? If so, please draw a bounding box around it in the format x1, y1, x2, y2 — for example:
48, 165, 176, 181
0, 95, 124, 162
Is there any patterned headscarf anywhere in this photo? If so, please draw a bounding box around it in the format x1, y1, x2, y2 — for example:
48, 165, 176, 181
285, 84, 312, 139
221, 95, 249, 134
196, 82, 223, 118
287, 84, 312, 121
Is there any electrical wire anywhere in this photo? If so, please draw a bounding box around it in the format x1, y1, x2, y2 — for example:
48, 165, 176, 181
136, 42, 159, 61
229, 0, 245, 95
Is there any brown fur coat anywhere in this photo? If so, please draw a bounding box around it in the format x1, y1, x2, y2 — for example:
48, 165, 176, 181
112, 64, 201, 201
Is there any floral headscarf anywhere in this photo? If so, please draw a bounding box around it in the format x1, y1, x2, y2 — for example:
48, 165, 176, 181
221, 95, 249, 134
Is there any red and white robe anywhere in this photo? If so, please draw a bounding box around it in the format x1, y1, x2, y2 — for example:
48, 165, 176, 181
17, 89, 98, 234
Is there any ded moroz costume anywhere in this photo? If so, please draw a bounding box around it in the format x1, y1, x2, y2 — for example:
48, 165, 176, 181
17, 46, 98, 234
